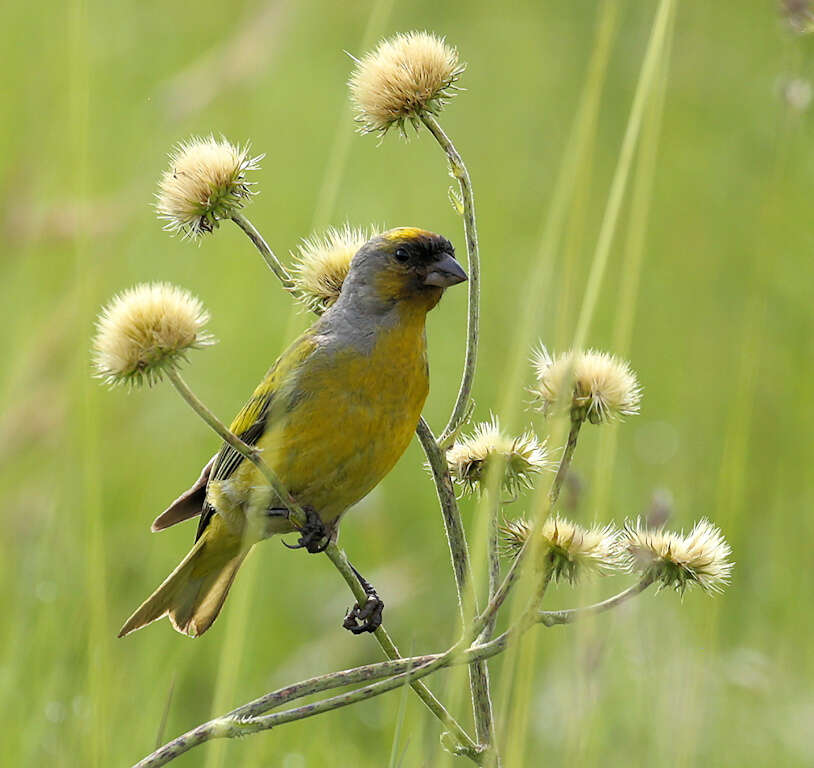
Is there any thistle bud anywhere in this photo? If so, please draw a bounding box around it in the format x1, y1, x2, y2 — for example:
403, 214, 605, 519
447, 416, 550, 497
620, 518, 733, 594
156, 136, 262, 240
531, 346, 642, 424
92, 283, 213, 388
291, 225, 375, 312
349, 31, 465, 137
501, 516, 622, 584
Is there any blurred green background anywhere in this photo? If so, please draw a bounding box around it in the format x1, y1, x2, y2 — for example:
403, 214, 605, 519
1, 0, 812, 765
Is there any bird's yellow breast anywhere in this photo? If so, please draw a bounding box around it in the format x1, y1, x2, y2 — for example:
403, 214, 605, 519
222, 305, 429, 532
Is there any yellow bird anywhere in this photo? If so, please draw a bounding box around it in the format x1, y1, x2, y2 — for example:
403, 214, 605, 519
118, 227, 467, 638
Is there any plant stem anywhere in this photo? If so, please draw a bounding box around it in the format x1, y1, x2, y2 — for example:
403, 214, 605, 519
421, 114, 480, 444
228, 210, 484, 754
478, 490, 502, 643
549, 414, 584, 508
230, 212, 294, 290
472, 413, 583, 638
417, 418, 497, 756
324, 542, 480, 759
136, 579, 653, 768
538, 575, 655, 626
165, 368, 306, 529
165, 369, 478, 752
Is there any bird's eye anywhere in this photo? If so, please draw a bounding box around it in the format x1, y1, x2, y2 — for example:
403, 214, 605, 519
394, 247, 409, 263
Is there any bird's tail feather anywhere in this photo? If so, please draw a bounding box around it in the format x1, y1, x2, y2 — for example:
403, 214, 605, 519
118, 518, 247, 638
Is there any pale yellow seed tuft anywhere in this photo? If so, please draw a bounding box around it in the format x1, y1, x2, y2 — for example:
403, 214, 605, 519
531, 346, 642, 424
349, 31, 464, 136
92, 283, 213, 388
620, 518, 733, 594
447, 415, 550, 497
291, 225, 377, 312
502, 516, 622, 584
156, 135, 262, 240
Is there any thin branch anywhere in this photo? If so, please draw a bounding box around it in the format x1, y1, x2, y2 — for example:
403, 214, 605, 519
324, 543, 480, 759
538, 575, 655, 626
417, 418, 496, 752
230, 212, 294, 290
165, 368, 306, 529
227, 211, 480, 757
549, 414, 584, 507
136, 579, 653, 767
421, 114, 480, 443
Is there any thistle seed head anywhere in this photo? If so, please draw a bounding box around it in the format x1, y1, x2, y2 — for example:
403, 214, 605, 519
447, 415, 551, 497
620, 518, 733, 594
92, 283, 213, 388
501, 515, 622, 584
531, 346, 642, 424
156, 135, 262, 240
291, 224, 376, 312
349, 31, 464, 137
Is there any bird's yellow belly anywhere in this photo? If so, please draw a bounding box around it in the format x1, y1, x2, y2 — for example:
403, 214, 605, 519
225, 318, 429, 533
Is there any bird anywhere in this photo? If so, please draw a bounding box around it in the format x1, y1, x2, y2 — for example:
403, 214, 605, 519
118, 227, 467, 638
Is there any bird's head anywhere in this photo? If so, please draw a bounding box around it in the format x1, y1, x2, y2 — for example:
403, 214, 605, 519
339, 227, 467, 314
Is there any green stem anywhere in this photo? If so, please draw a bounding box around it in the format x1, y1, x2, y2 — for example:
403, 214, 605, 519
230, 212, 294, 290
417, 418, 497, 756
478, 490, 502, 643
538, 575, 655, 626
324, 543, 480, 760
228, 210, 481, 756
421, 114, 480, 444
165, 368, 306, 529
549, 415, 584, 508
136, 579, 653, 767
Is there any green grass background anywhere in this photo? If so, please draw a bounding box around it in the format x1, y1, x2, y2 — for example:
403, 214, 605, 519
1, 0, 812, 765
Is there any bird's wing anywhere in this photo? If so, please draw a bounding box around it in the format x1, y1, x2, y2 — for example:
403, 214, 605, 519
194, 331, 321, 541
151, 453, 216, 531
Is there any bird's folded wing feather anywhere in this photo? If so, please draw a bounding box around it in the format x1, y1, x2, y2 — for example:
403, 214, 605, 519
194, 331, 320, 541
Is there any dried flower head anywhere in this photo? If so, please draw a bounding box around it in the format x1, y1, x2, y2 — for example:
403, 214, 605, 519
156, 136, 262, 240
349, 31, 464, 136
92, 283, 213, 388
291, 225, 375, 311
447, 416, 550, 497
531, 346, 642, 424
502, 516, 621, 584
620, 518, 733, 594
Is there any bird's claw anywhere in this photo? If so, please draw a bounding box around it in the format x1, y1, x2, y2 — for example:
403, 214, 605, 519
343, 567, 384, 634
282, 507, 329, 554
343, 594, 384, 635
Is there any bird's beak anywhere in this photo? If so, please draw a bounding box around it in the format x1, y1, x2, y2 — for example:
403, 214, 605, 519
423, 253, 468, 287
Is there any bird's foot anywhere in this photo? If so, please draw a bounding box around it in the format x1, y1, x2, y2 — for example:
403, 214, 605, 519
282, 507, 330, 554
343, 567, 384, 635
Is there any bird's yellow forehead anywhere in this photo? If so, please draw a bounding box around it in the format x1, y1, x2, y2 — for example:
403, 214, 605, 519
381, 227, 434, 243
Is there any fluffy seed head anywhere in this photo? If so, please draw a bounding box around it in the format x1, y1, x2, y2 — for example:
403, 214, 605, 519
291, 225, 376, 312
447, 415, 551, 497
349, 31, 464, 136
531, 346, 642, 424
502, 516, 622, 584
156, 136, 262, 240
92, 283, 213, 387
620, 518, 733, 594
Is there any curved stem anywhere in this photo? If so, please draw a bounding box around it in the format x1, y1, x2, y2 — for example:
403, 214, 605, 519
165, 369, 478, 756
165, 368, 306, 529
539, 575, 655, 625
417, 418, 496, 754
230, 212, 294, 290
136, 578, 653, 768
421, 114, 480, 443
549, 414, 584, 508
324, 543, 480, 758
